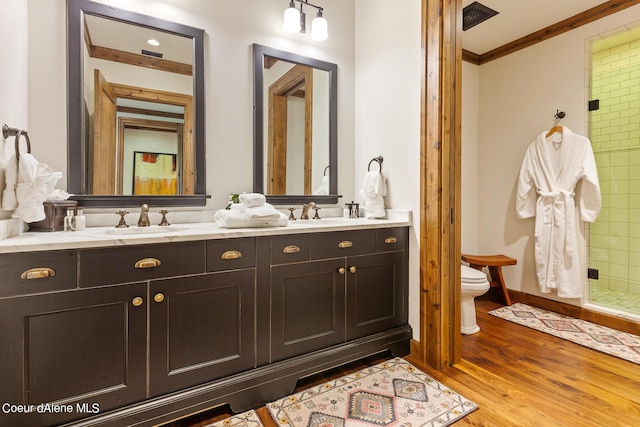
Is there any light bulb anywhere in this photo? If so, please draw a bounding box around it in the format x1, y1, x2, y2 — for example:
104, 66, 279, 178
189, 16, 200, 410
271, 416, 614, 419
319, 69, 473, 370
283, 2, 301, 33
311, 11, 328, 41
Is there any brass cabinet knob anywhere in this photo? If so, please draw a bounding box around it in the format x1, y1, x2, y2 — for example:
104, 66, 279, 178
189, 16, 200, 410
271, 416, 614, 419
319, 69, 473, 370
134, 258, 161, 269
283, 245, 301, 254
338, 241, 353, 249
338, 267, 346, 275
132, 296, 144, 307
349, 266, 357, 274
21, 267, 56, 280
384, 237, 398, 244
154, 293, 165, 303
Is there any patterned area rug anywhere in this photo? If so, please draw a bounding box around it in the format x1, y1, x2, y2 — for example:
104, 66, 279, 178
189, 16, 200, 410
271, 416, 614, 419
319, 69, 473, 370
266, 357, 477, 427
205, 410, 264, 427
489, 303, 640, 364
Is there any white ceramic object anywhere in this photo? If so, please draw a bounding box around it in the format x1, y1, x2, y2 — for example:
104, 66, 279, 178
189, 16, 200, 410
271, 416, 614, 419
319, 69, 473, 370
461, 264, 490, 335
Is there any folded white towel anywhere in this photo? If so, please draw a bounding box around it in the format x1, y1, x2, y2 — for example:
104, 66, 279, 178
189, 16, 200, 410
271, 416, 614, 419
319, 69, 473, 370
214, 209, 288, 228
244, 203, 281, 222
359, 171, 387, 219
314, 176, 330, 195
239, 193, 266, 208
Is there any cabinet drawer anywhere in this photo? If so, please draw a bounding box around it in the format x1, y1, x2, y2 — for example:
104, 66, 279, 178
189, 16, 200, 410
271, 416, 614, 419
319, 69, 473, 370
311, 230, 376, 259
271, 234, 310, 264
207, 238, 255, 271
79, 241, 206, 287
0, 250, 77, 297
375, 227, 407, 252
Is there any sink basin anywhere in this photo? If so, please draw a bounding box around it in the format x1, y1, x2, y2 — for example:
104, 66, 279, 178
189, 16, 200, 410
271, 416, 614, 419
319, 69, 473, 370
85, 225, 189, 235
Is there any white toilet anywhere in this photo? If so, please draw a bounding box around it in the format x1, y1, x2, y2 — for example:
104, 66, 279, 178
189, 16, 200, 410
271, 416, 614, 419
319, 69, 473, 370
460, 264, 490, 335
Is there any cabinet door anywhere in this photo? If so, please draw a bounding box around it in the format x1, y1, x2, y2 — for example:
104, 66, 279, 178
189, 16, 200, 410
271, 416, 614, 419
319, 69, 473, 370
346, 252, 405, 340
271, 259, 346, 362
149, 270, 255, 397
0, 283, 147, 427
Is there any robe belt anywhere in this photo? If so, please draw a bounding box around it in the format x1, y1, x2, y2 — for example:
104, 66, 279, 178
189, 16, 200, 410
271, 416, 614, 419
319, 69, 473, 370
536, 189, 576, 256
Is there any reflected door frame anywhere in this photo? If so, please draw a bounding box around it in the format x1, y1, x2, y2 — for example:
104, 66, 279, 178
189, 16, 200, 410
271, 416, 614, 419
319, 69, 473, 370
93, 75, 194, 195
267, 64, 313, 195
117, 117, 183, 195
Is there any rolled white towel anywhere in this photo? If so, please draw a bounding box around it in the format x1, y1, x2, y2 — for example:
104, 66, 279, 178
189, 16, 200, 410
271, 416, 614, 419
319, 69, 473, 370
239, 193, 266, 208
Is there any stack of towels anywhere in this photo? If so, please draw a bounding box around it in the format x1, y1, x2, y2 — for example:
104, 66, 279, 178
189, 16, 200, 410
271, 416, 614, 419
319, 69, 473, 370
214, 193, 288, 228
359, 170, 387, 218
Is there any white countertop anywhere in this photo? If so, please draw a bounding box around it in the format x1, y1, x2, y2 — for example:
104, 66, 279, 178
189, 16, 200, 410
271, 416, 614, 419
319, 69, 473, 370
0, 210, 412, 254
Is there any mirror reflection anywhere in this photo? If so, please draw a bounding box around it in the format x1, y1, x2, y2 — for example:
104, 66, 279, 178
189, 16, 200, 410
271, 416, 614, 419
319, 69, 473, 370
253, 44, 339, 204
67, 0, 206, 207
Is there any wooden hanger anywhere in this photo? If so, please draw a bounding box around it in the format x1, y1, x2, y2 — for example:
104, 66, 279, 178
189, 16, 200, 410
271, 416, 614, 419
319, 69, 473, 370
546, 125, 563, 138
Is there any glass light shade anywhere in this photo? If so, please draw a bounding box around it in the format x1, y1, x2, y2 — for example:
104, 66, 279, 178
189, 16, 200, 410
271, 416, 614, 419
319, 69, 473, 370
311, 15, 328, 41
283, 5, 301, 33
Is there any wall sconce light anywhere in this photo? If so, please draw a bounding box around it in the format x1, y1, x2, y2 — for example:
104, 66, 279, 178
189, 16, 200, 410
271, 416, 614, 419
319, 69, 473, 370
283, 0, 328, 41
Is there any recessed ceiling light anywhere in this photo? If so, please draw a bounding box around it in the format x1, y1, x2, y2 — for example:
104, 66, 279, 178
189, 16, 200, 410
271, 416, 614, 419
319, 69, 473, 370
147, 39, 160, 46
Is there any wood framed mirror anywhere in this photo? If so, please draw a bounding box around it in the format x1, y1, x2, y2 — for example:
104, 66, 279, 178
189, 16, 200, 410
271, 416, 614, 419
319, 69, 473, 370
253, 44, 339, 205
67, 0, 208, 207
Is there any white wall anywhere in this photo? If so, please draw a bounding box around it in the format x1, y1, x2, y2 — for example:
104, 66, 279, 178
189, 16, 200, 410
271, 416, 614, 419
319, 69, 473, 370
24, 0, 355, 211
0, 0, 28, 221
473, 5, 640, 305
355, 0, 421, 338
461, 61, 480, 254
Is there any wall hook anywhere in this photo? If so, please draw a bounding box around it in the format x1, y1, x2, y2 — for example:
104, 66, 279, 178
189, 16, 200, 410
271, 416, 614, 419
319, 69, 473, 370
554, 110, 566, 120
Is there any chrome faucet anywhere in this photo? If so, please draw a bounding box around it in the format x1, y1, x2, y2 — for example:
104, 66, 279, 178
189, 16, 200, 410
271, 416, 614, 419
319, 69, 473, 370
138, 204, 150, 227
300, 202, 317, 220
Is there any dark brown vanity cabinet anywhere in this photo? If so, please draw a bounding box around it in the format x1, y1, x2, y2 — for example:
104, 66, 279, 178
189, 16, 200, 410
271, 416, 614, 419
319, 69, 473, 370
269, 228, 407, 362
0, 240, 257, 426
0, 251, 147, 427
148, 238, 257, 397
0, 228, 409, 427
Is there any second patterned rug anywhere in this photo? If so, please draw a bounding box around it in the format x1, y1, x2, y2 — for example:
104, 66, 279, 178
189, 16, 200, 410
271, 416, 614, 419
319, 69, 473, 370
266, 357, 477, 427
489, 303, 640, 364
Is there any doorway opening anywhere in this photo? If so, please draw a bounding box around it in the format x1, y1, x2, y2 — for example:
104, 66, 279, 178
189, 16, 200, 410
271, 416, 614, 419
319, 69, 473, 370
588, 26, 640, 318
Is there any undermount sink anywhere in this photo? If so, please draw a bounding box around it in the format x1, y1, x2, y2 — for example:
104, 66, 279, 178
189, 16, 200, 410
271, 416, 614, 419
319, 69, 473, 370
86, 225, 189, 235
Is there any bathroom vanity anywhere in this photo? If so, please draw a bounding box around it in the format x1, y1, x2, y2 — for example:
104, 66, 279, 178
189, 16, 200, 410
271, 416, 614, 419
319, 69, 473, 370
0, 217, 411, 427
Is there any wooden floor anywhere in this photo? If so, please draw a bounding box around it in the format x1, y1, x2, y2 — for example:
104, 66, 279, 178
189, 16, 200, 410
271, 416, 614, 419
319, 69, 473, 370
168, 298, 640, 427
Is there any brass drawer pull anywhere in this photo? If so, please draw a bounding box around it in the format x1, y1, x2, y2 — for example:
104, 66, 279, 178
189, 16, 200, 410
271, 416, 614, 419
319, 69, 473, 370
132, 296, 144, 307
384, 237, 398, 244
21, 267, 56, 280
221, 250, 243, 260
154, 293, 165, 303
283, 245, 301, 254
135, 258, 162, 269
349, 266, 357, 274
338, 240, 353, 249
338, 267, 346, 275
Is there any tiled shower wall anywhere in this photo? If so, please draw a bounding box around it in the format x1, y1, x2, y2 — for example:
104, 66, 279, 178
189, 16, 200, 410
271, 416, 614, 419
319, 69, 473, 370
590, 39, 640, 298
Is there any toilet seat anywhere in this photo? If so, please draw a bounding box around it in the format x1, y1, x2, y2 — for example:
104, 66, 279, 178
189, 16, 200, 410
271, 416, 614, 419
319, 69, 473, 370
461, 265, 488, 284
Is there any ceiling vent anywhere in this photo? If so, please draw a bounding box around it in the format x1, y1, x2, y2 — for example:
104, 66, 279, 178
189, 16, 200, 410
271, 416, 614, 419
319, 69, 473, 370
463, 1, 499, 31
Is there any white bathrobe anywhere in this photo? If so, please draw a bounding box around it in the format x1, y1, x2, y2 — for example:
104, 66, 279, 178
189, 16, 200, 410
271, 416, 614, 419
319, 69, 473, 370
516, 127, 601, 298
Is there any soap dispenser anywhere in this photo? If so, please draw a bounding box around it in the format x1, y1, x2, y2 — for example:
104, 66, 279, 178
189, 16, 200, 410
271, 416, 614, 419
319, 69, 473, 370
73, 208, 86, 231
64, 209, 75, 231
